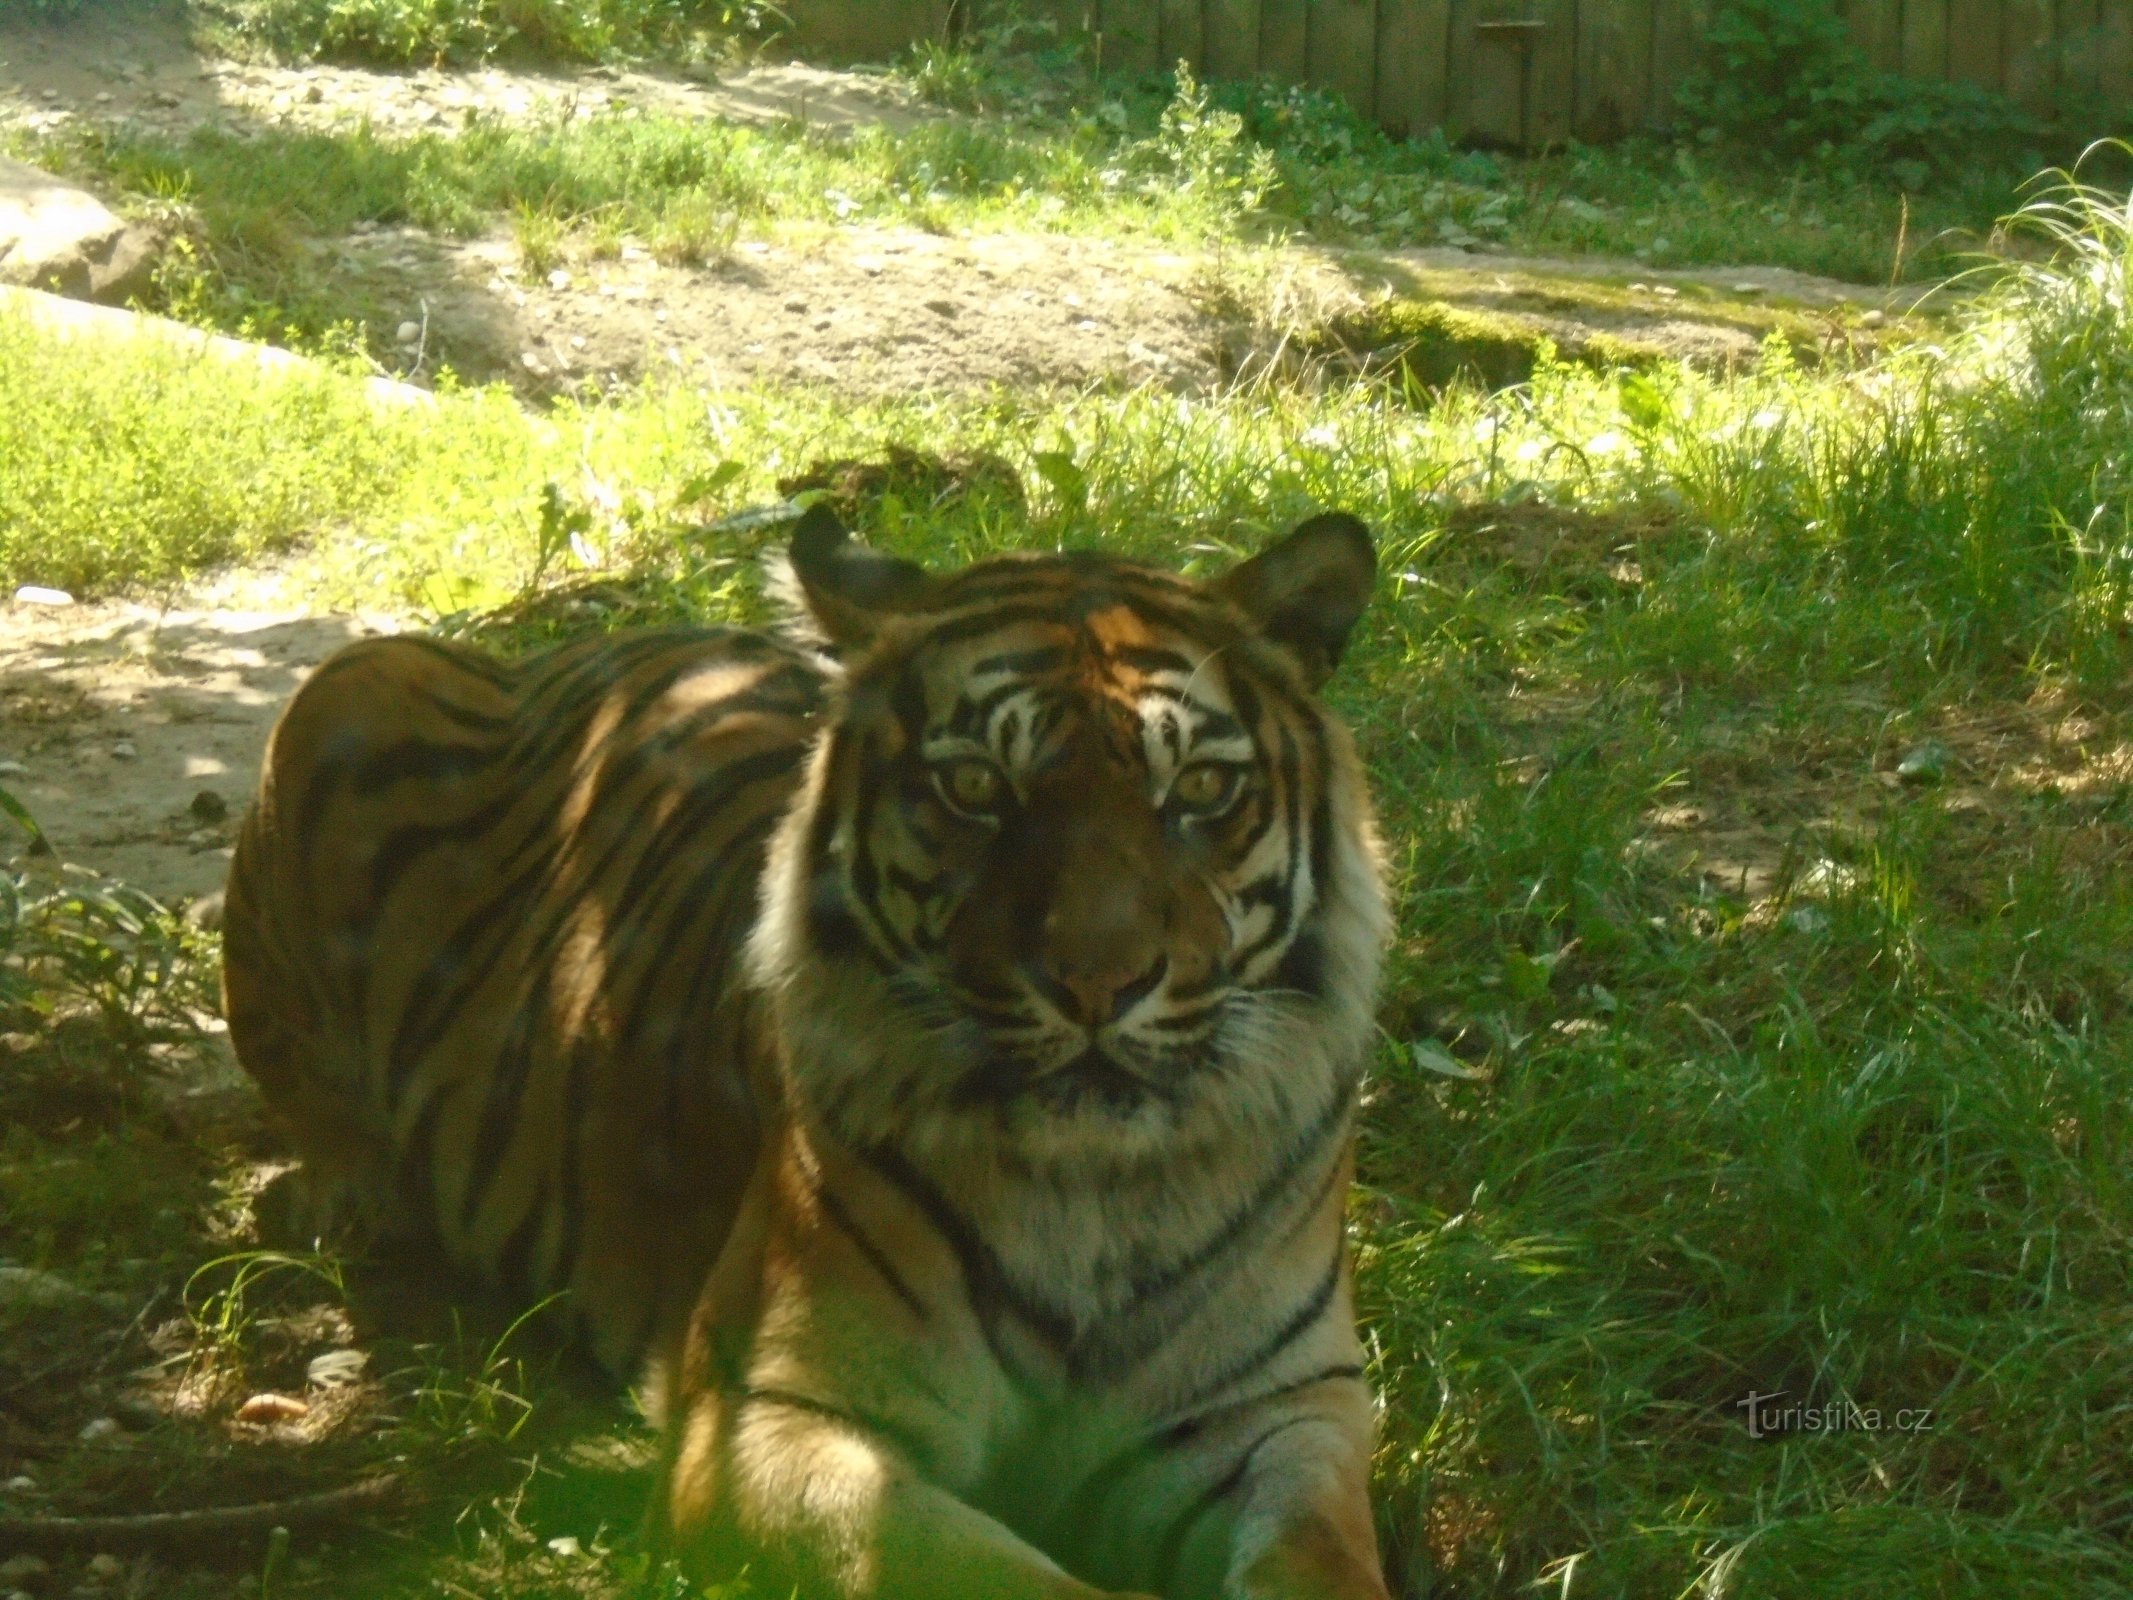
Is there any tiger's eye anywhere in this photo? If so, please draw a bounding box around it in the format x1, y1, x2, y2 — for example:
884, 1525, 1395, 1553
939, 759, 1007, 814
1171, 763, 1235, 813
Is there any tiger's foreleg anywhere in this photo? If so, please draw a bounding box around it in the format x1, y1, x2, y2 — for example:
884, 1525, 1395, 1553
662, 1389, 1159, 1600
1211, 1389, 1391, 1600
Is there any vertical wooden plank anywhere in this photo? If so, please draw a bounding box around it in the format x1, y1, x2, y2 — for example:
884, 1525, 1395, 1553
1454, 0, 1573, 145
1447, 0, 1507, 140
2007, 0, 2058, 107
2102, 0, 2133, 101
1161, 0, 1207, 69
1204, 0, 1266, 80
1527, 0, 1578, 144
2061, 0, 2102, 99
1099, 0, 1163, 74
1310, 0, 1384, 117
1946, 0, 2004, 85
1847, 0, 1904, 69
1901, 0, 1949, 79
1261, 0, 1311, 78
1649, 0, 1708, 126
1577, 0, 1654, 137
1376, 0, 1453, 135
787, 0, 952, 58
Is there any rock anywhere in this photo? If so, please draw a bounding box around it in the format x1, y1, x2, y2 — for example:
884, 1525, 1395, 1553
188, 790, 228, 824
109, 741, 137, 761
0, 761, 24, 779
184, 891, 225, 931
236, 1392, 309, 1424
546, 268, 571, 290
1859, 308, 1886, 328
545, 1536, 582, 1558
924, 298, 957, 318
0, 1555, 48, 1584
84, 1556, 122, 1582
2, 1476, 33, 1493
13, 586, 74, 606
305, 1348, 369, 1390
394, 320, 421, 345
0, 158, 160, 305
77, 1417, 122, 1443
0, 1265, 88, 1312
1896, 740, 1951, 784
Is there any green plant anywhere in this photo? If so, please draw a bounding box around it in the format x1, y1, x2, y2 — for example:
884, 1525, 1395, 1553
199, 0, 735, 65
1674, 0, 2048, 173
183, 1249, 348, 1379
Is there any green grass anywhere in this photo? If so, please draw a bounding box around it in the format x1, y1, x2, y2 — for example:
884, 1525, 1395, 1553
8, 96, 2133, 1600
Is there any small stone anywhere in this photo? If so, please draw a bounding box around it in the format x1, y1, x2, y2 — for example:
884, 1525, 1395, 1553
782, 297, 808, 312
77, 1417, 122, 1443
188, 790, 228, 824
1729, 282, 1766, 295
546, 268, 571, 290
13, 586, 73, 606
1859, 308, 1886, 329
306, 1348, 368, 1389
184, 829, 220, 851
109, 741, 136, 761
236, 1392, 309, 1424
304, 84, 324, 103
1896, 740, 1951, 784
93, 92, 114, 106
3, 1475, 34, 1492
394, 320, 421, 345
0, 1555, 48, 1583
84, 1555, 122, 1581
546, 1536, 581, 1557
0, 761, 24, 778
520, 351, 545, 372
925, 298, 957, 318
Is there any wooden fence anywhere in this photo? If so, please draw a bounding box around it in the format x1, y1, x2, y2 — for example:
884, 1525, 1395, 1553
786, 0, 2133, 145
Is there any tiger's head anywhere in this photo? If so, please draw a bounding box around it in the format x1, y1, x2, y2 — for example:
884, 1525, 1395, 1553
751, 506, 1389, 1173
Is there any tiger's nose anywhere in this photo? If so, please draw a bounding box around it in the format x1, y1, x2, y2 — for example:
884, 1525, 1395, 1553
1039, 948, 1168, 1027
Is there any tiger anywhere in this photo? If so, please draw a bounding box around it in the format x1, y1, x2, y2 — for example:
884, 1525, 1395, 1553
221, 503, 1393, 1600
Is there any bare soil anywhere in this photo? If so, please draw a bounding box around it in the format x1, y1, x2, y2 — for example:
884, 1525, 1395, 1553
0, 588, 397, 907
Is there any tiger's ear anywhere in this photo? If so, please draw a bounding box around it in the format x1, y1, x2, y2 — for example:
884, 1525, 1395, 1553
1212, 513, 1376, 687
786, 503, 934, 647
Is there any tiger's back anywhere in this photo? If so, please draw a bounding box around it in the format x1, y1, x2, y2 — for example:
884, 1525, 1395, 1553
222, 627, 825, 1372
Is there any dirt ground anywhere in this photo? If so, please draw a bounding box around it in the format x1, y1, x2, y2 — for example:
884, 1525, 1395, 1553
0, 585, 396, 908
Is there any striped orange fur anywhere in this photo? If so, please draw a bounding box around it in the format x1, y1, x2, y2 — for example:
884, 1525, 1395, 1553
223, 506, 1392, 1599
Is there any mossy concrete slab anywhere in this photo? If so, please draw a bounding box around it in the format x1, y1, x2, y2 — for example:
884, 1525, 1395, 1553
1238, 244, 1954, 390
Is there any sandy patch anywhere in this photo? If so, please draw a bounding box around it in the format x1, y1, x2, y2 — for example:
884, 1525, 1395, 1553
0, 593, 397, 906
